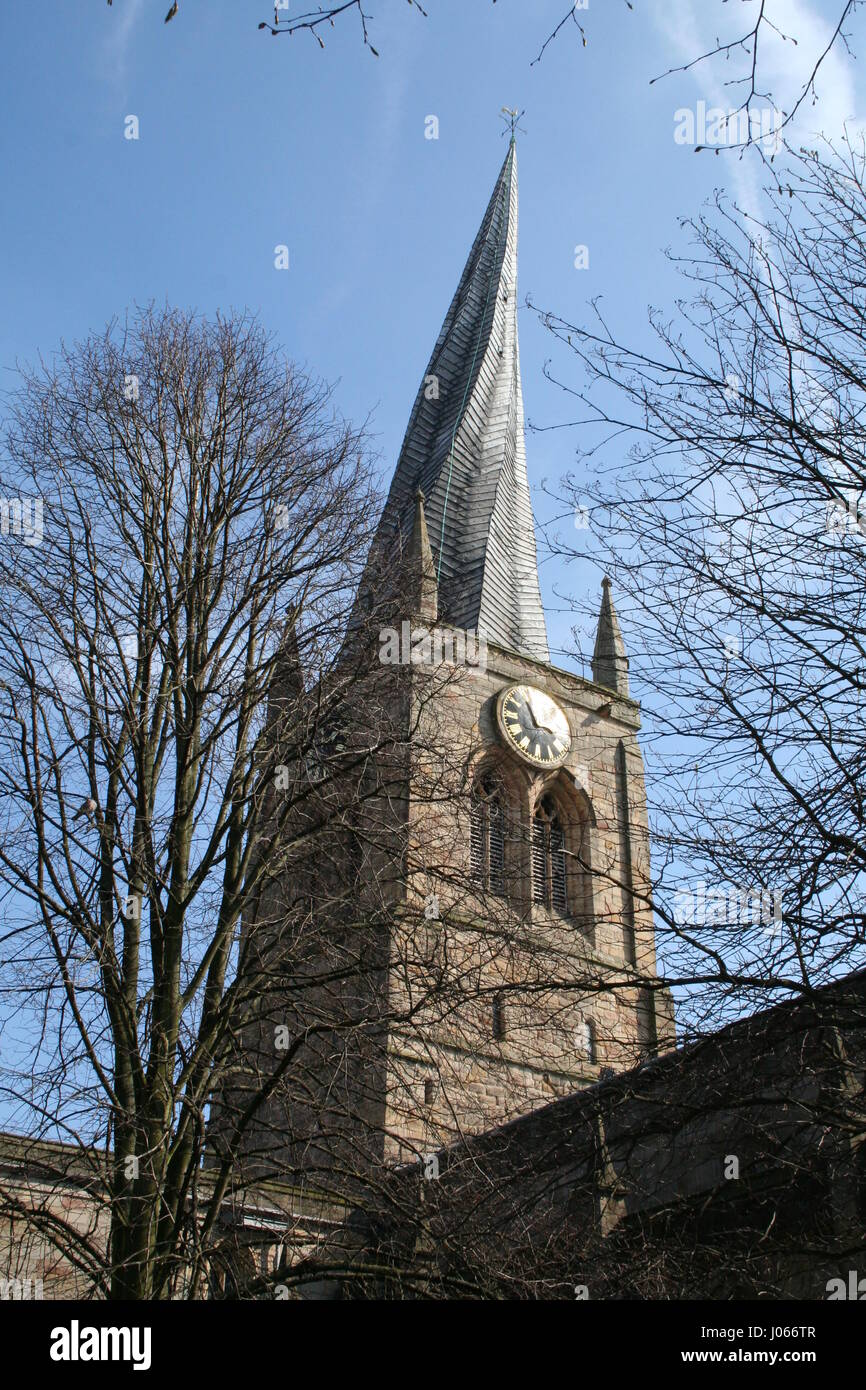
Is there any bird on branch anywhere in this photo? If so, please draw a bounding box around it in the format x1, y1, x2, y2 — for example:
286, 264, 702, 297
72, 797, 98, 824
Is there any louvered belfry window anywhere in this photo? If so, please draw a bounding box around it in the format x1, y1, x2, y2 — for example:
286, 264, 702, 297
532, 795, 568, 914
470, 776, 506, 895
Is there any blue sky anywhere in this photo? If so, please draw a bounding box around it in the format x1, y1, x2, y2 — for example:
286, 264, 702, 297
0, 0, 859, 670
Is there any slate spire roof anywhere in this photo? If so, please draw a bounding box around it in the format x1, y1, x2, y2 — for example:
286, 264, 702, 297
369, 140, 550, 662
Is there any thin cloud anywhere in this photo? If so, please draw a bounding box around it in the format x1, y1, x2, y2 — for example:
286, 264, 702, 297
653, 0, 861, 215
102, 0, 147, 91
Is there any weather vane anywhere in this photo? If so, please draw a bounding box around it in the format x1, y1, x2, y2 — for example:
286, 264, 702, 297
500, 107, 526, 140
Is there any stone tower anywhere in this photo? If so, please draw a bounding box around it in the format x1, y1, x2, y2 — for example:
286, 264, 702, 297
221, 142, 675, 1189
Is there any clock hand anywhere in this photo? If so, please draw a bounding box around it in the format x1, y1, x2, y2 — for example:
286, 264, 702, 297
526, 694, 543, 728
526, 694, 553, 734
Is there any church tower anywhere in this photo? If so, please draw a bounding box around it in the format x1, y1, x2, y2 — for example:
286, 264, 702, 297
221, 142, 675, 1188
360, 139, 675, 1162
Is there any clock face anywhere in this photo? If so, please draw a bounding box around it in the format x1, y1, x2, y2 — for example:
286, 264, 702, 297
496, 684, 572, 769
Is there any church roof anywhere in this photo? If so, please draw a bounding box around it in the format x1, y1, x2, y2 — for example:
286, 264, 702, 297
369, 140, 550, 662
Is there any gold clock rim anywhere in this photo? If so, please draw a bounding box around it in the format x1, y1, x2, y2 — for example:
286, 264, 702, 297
495, 683, 572, 770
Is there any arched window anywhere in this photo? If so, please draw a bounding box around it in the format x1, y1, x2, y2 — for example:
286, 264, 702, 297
470, 775, 505, 895
532, 795, 568, 914
578, 1016, 597, 1064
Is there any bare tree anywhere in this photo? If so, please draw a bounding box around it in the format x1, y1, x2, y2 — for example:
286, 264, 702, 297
644, 0, 861, 152
0, 304, 395, 1297
533, 135, 866, 1041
